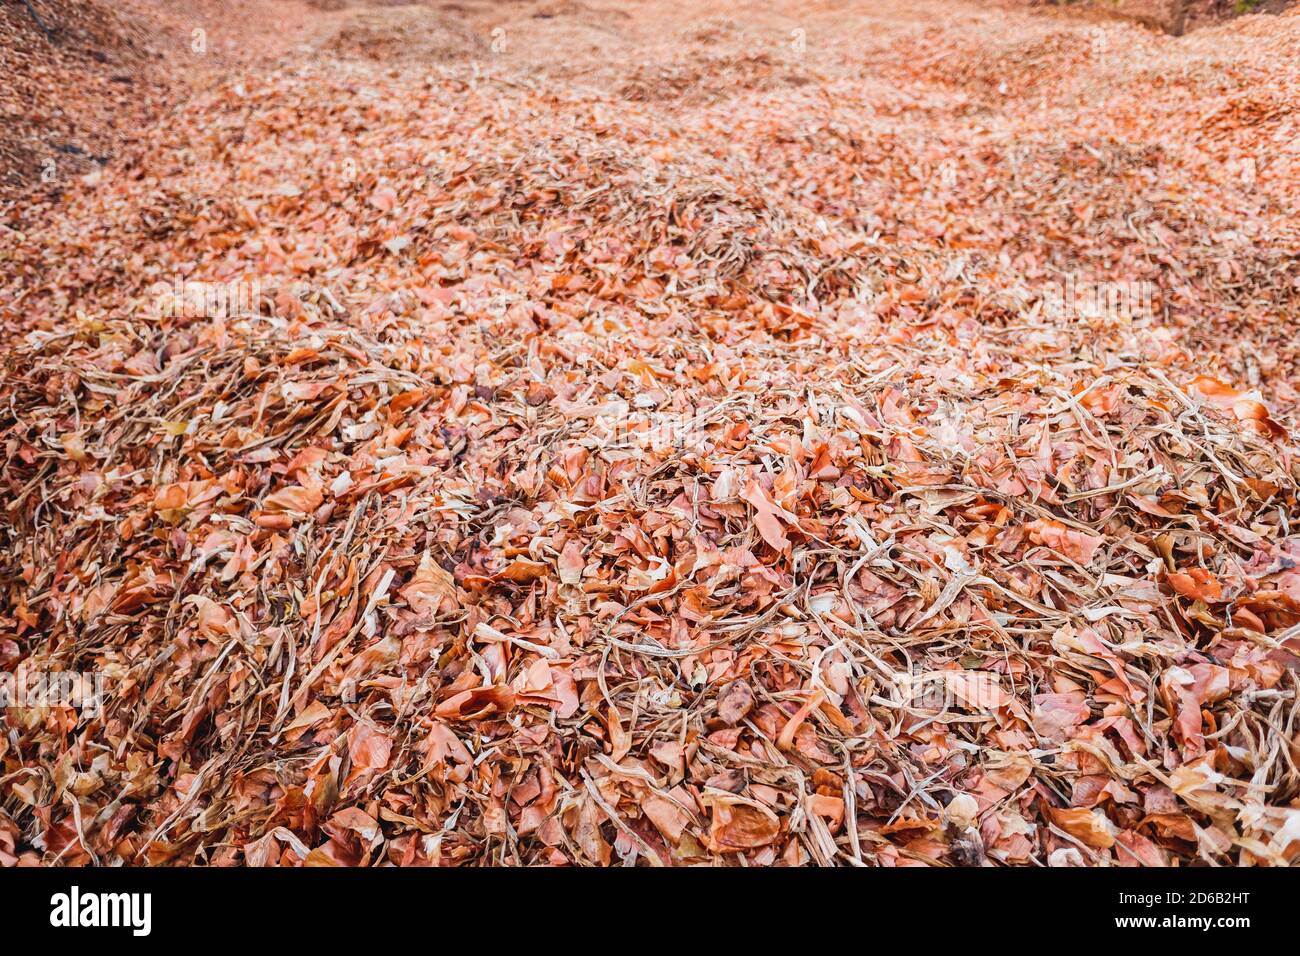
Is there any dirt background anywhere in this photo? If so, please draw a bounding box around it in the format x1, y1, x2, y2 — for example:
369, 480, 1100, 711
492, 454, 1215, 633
2, 0, 1294, 202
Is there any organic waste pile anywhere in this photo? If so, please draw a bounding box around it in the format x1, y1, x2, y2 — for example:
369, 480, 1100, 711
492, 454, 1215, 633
0, 0, 1298, 866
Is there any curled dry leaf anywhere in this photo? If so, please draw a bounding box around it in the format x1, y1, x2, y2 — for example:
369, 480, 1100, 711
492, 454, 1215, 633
1025, 519, 1104, 566
557, 540, 585, 585
716, 679, 755, 726
703, 794, 782, 851
402, 552, 459, 616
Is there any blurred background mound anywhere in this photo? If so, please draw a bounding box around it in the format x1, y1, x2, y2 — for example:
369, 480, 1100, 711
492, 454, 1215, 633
323, 5, 484, 62
0, 0, 166, 197
1017, 0, 1295, 34
0, 0, 319, 204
